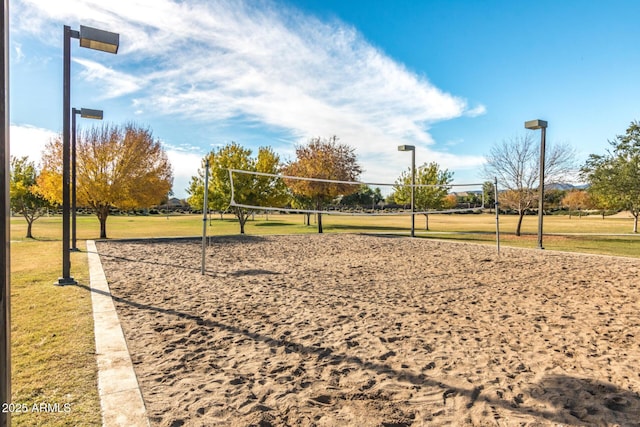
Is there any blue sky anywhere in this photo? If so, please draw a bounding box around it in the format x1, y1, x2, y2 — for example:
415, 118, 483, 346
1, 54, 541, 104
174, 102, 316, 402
9, 0, 640, 198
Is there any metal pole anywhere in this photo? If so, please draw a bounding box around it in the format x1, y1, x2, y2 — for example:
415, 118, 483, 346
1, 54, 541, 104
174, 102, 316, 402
71, 109, 78, 251
201, 159, 209, 275
537, 127, 546, 250
1, 1, 11, 424
57, 26, 76, 285
494, 177, 500, 255
410, 149, 415, 237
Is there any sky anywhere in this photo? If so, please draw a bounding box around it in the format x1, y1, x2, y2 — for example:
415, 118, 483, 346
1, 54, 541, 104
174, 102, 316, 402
9, 0, 640, 199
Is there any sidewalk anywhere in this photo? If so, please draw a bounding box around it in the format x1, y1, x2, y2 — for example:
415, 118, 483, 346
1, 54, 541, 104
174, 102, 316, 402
86, 240, 150, 427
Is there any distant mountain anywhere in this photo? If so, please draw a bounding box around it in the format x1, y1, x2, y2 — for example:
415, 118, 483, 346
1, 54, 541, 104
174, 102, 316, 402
546, 182, 588, 191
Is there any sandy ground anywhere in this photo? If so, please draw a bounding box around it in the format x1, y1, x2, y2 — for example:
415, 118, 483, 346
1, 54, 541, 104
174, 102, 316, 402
96, 234, 640, 426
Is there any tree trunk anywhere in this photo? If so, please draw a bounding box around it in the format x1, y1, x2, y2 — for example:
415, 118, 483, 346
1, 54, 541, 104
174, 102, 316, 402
317, 212, 323, 233
424, 214, 429, 231
99, 214, 108, 239
236, 207, 248, 234
92, 205, 110, 239
515, 210, 525, 236
634, 213, 638, 233
26, 218, 34, 239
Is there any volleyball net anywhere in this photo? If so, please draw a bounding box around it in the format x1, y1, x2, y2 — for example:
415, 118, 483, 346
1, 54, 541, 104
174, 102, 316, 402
227, 168, 490, 216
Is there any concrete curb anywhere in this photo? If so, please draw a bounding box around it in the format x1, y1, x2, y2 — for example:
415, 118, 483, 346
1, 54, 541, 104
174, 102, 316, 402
87, 240, 150, 427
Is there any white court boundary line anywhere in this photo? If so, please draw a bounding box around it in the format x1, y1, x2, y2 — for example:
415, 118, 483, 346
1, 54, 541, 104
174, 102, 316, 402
87, 240, 150, 427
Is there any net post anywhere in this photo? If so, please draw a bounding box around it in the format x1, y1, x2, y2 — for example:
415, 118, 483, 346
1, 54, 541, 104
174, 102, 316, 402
201, 159, 209, 275
494, 177, 500, 255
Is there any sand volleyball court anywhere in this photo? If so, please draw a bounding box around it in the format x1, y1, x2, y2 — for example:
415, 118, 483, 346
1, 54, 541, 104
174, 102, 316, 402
96, 234, 640, 426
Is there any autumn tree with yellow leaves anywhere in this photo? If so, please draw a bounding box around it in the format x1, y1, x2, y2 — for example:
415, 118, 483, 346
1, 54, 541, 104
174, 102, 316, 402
561, 190, 592, 218
282, 136, 362, 233
37, 123, 173, 238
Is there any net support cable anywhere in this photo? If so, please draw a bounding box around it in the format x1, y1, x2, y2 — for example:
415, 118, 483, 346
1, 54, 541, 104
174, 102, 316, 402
225, 168, 501, 253
227, 168, 487, 216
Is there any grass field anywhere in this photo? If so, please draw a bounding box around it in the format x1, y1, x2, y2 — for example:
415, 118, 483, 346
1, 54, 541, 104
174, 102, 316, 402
8, 211, 640, 425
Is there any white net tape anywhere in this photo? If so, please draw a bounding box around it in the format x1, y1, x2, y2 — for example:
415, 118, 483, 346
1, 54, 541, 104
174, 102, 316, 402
227, 168, 488, 216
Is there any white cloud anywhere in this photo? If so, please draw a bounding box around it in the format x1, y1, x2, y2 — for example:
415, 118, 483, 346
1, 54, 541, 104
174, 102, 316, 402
12, 0, 487, 192
164, 147, 204, 197
73, 58, 142, 99
9, 124, 57, 163
466, 104, 488, 117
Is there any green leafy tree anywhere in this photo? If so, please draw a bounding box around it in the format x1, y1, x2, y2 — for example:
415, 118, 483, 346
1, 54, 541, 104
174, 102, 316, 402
581, 121, 640, 232
589, 192, 619, 219
545, 189, 566, 211
10, 156, 51, 238
483, 134, 576, 236
187, 142, 286, 234
290, 194, 315, 226
483, 181, 496, 213
38, 123, 173, 238
282, 136, 362, 233
394, 162, 453, 230
385, 191, 397, 205
339, 185, 383, 210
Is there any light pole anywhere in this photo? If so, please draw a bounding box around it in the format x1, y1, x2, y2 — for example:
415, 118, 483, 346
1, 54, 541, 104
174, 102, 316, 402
1, 1, 10, 425
398, 145, 416, 237
71, 108, 103, 251
58, 25, 118, 286
525, 119, 548, 250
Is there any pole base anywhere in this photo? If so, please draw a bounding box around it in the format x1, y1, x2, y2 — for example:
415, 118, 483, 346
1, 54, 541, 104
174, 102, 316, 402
55, 276, 78, 286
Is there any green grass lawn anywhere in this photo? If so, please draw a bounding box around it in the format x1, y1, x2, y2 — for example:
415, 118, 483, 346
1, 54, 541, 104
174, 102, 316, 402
8, 210, 639, 425
10, 238, 100, 426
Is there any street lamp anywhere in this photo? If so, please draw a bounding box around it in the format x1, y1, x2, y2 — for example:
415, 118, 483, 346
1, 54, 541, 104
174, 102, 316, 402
398, 145, 416, 237
524, 119, 548, 250
58, 25, 119, 286
1, 2, 11, 424
71, 108, 103, 251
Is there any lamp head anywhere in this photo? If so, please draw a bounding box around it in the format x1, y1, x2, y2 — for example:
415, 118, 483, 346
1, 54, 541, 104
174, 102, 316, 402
397, 144, 415, 152
80, 108, 104, 120
525, 119, 548, 130
79, 25, 119, 54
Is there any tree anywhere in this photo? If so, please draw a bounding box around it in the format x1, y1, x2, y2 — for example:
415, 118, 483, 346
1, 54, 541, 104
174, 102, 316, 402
545, 188, 566, 211
290, 193, 315, 226
10, 156, 51, 238
581, 121, 640, 232
385, 191, 397, 205
187, 142, 287, 234
561, 190, 591, 218
339, 185, 383, 210
589, 192, 618, 220
483, 134, 576, 236
38, 123, 173, 238
394, 162, 453, 230
282, 136, 362, 233
443, 194, 458, 209
483, 181, 496, 213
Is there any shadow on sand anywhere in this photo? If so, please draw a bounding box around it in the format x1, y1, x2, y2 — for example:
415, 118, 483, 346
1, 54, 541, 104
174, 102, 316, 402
76, 279, 640, 426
